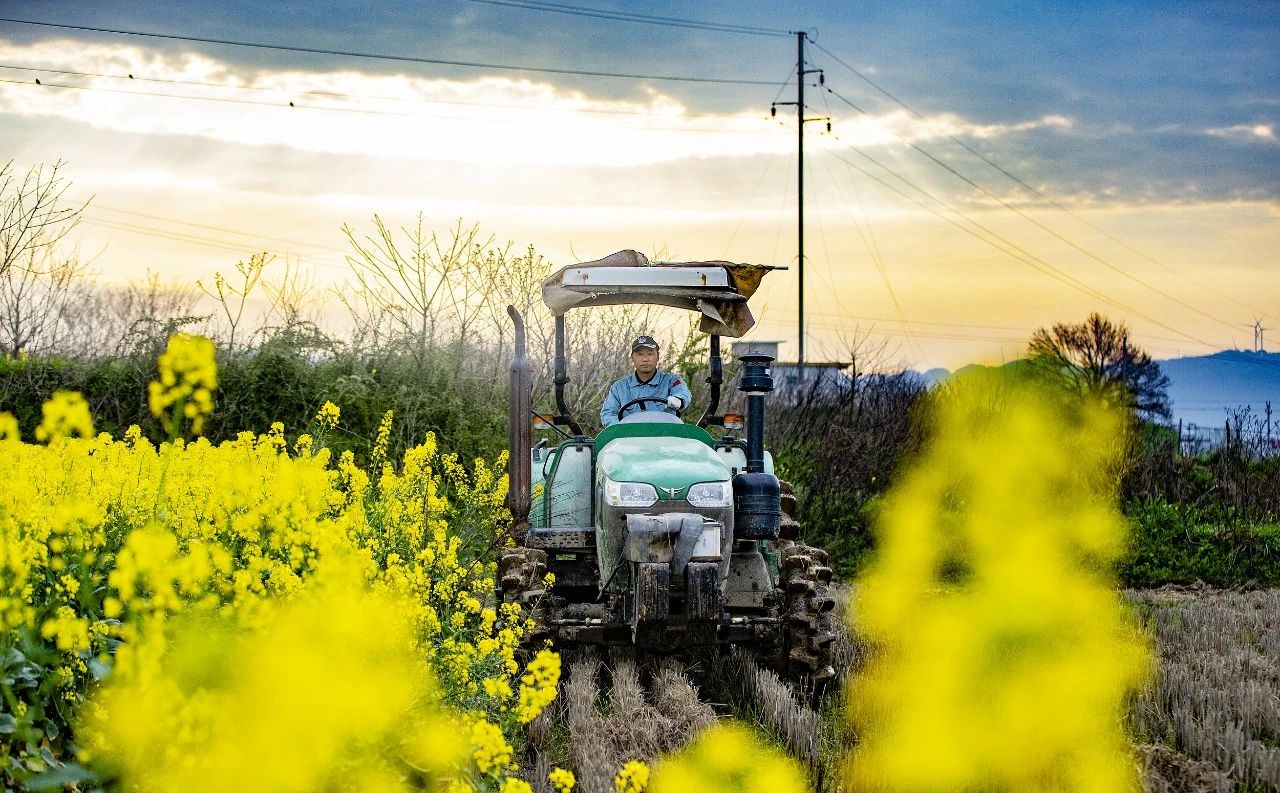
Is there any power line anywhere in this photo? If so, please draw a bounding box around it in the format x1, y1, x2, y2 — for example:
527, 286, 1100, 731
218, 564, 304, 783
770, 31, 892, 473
464, 0, 789, 37
822, 84, 1241, 334
0, 63, 740, 120
82, 215, 349, 272
810, 38, 1266, 318
92, 206, 351, 257
2, 73, 784, 134
3, 67, 791, 134
0, 17, 783, 86
819, 143, 1218, 349
0, 75, 405, 115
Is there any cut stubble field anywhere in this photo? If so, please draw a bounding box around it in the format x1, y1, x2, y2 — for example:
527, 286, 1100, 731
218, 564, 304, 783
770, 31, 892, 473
525, 586, 1279, 793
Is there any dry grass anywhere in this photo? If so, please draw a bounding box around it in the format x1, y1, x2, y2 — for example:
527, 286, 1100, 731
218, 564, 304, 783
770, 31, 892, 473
540, 587, 1278, 793
651, 658, 718, 736
722, 646, 823, 768
1128, 588, 1280, 791
553, 650, 717, 793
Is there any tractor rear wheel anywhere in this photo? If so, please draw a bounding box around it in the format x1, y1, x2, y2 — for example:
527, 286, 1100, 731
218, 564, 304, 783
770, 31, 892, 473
780, 543, 837, 686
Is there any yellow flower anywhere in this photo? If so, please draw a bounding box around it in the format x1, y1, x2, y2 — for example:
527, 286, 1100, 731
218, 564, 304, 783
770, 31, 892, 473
0, 410, 19, 442
35, 391, 94, 442
614, 759, 649, 793
549, 767, 576, 792
649, 723, 805, 793
515, 649, 561, 724
149, 333, 218, 437
846, 371, 1150, 793
314, 401, 341, 430
469, 719, 513, 775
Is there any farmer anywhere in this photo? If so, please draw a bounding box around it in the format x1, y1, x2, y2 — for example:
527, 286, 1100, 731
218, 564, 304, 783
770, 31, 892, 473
600, 335, 692, 427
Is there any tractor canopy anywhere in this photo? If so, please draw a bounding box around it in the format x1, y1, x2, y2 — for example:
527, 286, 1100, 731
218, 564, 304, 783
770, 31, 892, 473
541, 249, 780, 337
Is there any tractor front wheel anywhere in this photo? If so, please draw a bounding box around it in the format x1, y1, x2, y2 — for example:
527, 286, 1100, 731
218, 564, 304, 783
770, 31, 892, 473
497, 545, 550, 645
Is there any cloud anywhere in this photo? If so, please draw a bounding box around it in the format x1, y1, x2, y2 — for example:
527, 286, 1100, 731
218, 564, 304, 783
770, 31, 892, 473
1205, 123, 1276, 142
0, 39, 1075, 168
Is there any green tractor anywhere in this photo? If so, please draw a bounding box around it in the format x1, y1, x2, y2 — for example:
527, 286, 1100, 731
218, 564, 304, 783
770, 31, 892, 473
501, 250, 835, 684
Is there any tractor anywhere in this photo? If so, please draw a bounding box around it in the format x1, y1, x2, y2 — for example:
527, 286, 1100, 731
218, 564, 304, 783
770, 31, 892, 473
500, 250, 836, 684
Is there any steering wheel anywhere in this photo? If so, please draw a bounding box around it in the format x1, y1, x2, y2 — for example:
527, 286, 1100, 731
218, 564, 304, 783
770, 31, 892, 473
617, 396, 674, 421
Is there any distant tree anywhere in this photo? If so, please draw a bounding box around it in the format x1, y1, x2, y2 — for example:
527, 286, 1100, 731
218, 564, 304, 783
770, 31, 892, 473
1027, 312, 1171, 422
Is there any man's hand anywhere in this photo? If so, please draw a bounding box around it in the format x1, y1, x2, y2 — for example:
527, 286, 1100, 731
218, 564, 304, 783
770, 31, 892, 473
666, 395, 684, 411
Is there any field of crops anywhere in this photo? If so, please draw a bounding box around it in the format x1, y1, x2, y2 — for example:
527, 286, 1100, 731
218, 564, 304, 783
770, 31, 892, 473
2, 336, 1273, 793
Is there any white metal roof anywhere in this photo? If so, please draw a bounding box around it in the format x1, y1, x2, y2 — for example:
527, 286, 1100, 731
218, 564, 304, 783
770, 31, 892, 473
541, 249, 781, 337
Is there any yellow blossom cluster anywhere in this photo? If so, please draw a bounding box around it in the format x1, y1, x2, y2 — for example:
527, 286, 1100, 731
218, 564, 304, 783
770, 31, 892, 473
548, 767, 576, 792
614, 759, 650, 793
314, 400, 341, 430
648, 723, 807, 793
515, 649, 561, 723
83, 560, 464, 793
147, 333, 218, 436
846, 371, 1151, 792
0, 410, 19, 441
33, 390, 94, 442
0, 367, 553, 790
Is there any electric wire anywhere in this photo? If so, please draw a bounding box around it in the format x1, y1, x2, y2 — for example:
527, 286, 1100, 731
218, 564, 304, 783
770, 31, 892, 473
92, 206, 351, 257
722, 151, 780, 258
820, 133, 1218, 349
81, 216, 349, 272
810, 39, 1265, 318
0, 17, 784, 85
823, 84, 1241, 334
464, 0, 790, 37
816, 149, 922, 359
0, 63, 740, 120
1, 71, 782, 134
814, 83, 921, 356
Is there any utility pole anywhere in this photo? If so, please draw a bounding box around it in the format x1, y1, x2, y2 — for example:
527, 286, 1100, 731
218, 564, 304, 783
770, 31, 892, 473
796, 30, 806, 372
772, 32, 825, 372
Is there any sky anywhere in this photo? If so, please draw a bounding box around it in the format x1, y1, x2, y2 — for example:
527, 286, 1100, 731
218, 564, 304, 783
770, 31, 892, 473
0, 0, 1276, 369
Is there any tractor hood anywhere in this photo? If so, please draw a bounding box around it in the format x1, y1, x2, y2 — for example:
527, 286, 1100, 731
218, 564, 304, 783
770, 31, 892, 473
541, 250, 780, 337
597, 436, 732, 499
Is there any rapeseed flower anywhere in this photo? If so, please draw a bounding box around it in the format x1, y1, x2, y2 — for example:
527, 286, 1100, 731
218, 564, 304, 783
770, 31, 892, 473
846, 371, 1150, 793
148, 333, 218, 437
314, 400, 341, 430
649, 722, 807, 793
1, 382, 549, 791
614, 759, 650, 793
549, 767, 576, 792
34, 390, 94, 441
85, 560, 464, 792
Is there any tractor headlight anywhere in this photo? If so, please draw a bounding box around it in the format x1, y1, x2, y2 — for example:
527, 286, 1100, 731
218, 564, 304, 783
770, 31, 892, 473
604, 479, 658, 507
686, 480, 733, 508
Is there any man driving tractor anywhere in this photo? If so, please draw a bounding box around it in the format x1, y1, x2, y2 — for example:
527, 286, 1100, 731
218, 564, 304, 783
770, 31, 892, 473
599, 335, 693, 427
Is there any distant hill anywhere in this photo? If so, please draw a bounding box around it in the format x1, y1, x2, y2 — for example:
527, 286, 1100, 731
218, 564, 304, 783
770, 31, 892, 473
1159, 350, 1279, 430
912, 350, 1280, 429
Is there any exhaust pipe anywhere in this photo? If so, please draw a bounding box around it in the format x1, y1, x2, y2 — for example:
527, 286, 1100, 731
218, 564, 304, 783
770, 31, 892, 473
507, 305, 532, 541
697, 334, 723, 428
738, 352, 774, 473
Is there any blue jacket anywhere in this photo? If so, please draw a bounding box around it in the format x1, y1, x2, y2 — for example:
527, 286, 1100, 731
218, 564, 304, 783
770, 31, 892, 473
600, 370, 693, 427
